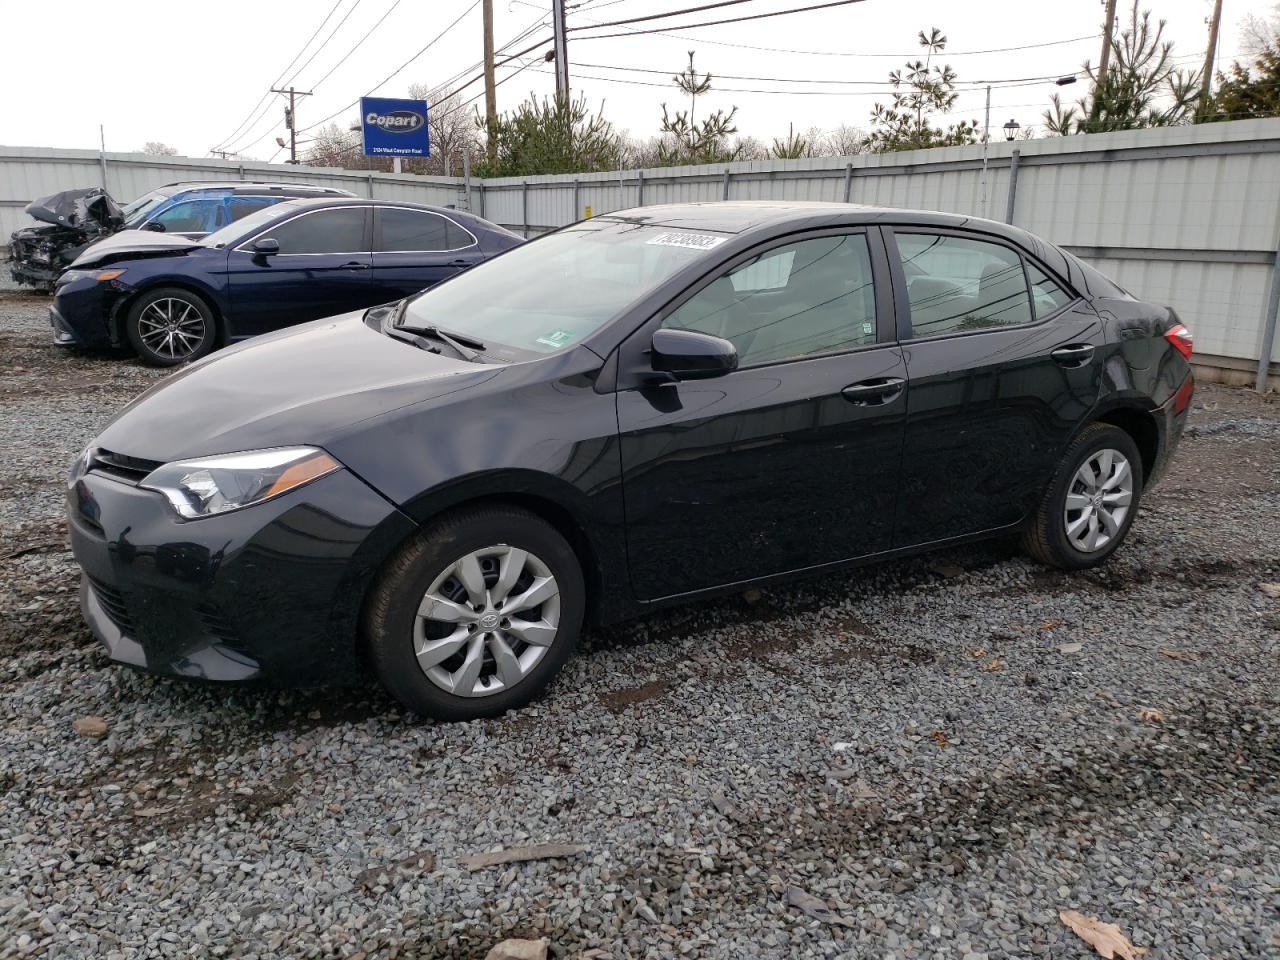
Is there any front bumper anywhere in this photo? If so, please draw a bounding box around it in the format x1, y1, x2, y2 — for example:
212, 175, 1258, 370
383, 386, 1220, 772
50, 278, 127, 349
68, 465, 416, 685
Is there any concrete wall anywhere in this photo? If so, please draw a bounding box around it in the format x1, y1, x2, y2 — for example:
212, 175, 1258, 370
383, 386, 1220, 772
4, 119, 1279, 376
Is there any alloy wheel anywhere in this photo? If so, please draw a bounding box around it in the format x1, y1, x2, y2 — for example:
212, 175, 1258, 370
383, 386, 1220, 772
136, 297, 207, 361
1063, 448, 1133, 553
414, 545, 561, 698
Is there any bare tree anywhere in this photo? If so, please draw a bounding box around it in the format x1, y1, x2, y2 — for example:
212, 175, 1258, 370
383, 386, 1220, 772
818, 124, 869, 157
141, 142, 178, 156
407, 84, 480, 177
1240, 2, 1280, 56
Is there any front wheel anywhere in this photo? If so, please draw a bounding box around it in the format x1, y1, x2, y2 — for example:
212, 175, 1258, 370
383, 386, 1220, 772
363, 505, 585, 721
1022, 423, 1144, 570
125, 287, 216, 367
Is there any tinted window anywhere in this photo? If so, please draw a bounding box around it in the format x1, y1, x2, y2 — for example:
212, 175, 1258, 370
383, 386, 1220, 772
897, 233, 1033, 336
228, 196, 280, 222
1026, 261, 1074, 318
149, 199, 223, 233
377, 208, 459, 252
260, 208, 366, 254
663, 233, 877, 367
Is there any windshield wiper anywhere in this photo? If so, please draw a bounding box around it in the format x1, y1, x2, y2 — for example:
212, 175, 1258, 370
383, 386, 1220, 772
383, 326, 442, 353
396, 323, 485, 361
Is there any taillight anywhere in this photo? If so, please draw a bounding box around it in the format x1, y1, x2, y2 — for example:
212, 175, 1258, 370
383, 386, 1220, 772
1164, 323, 1193, 360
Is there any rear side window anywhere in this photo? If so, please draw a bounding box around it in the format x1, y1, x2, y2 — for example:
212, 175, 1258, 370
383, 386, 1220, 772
259, 208, 366, 254
377, 208, 475, 252
228, 196, 280, 222
1026, 261, 1074, 317
663, 233, 877, 367
897, 233, 1033, 336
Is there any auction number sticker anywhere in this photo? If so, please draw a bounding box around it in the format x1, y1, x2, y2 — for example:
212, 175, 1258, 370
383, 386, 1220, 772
646, 231, 727, 250
536, 329, 576, 348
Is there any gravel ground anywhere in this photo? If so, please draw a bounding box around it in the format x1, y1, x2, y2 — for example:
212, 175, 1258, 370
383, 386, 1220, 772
1, 285, 1277, 960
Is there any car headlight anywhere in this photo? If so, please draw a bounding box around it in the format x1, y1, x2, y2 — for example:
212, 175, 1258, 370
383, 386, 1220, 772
139, 447, 340, 520
68, 446, 93, 484
58, 268, 126, 285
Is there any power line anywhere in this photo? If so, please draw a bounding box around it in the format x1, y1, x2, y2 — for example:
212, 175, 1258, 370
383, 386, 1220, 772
572, 60, 1087, 88
291, 0, 485, 138
211, 0, 347, 152
567, 0, 873, 40
565, 0, 1098, 60
281, 0, 368, 89
307, 0, 407, 91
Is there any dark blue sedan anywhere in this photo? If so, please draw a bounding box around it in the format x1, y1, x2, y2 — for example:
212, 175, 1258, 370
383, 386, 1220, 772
51, 198, 523, 365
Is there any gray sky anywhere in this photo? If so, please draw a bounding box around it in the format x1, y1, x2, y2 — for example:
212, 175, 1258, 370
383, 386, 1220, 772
0, 0, 1266, 160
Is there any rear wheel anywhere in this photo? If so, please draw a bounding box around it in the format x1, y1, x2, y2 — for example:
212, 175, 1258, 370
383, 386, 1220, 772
363, 506, 584, 721
1022, 422, 1144, 570
125, 287, 216, 367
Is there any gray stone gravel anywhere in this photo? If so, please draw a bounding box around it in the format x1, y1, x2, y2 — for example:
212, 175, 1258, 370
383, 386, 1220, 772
1, 289, 1278, 960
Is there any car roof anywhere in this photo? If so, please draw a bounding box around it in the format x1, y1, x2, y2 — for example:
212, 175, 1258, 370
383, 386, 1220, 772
594, 200, 1014, 238
265, 196, 479, 217
591, 201, 1122, 299
161, 181, 355, 196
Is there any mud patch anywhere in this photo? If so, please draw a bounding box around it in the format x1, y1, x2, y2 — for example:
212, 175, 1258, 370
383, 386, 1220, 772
600, 679, 671, 713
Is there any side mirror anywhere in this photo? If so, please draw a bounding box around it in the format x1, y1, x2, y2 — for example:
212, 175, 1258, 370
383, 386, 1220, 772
252, 238, 280, 255
141, 221, 166, 232
650, 328, 737, 380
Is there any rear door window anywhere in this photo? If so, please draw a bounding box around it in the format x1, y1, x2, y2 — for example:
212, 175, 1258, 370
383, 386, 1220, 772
257, 208, 368, 254
376, 208, 474, 252
228, 196, 280, 223
1025, 261, 1074, 318
896, 232, 1034, 336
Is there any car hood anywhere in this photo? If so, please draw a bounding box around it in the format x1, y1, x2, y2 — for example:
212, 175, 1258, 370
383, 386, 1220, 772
92, 311, 502, 463
70, 230, 208, 268
25, 188, 124, 231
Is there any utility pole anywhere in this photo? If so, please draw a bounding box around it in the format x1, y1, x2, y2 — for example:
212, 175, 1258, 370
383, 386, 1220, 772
270, 86, 313, 164
209, 149, 237, 160
552, 0, 570, 101
482, 0, 498, 165
1200, 0, 1225, 105
980, 84, 992, 212
1090, 0, 1118, 125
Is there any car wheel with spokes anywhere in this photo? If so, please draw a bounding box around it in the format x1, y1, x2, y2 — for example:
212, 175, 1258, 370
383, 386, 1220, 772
125, 287, 216, 367
363, 505, 584, 720
1023, 422, 1144, 570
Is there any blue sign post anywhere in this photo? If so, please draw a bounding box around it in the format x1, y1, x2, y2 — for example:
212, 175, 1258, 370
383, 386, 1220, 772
360, 97, 430, 158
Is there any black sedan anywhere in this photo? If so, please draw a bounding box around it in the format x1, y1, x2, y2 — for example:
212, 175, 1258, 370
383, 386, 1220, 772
67, 202, 1195, 720
50, 198, 522, 366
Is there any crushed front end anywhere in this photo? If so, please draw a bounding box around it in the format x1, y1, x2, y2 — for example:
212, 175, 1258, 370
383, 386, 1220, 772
7, 188, 124, 292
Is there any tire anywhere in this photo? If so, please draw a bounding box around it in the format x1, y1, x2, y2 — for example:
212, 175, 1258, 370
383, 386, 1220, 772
363, 505, 585, 721
125, 287, 217, 367
1022, 422, 1144, 570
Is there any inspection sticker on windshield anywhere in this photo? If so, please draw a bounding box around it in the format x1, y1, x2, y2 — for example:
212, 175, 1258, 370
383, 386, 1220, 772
646, 231, 727, 250
536, 329, 576, 348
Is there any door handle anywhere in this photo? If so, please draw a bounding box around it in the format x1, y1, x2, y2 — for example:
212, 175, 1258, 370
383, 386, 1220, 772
841, 377, 905, 406
340, 261, 369, 270
1051, 343, 1095, 367
447, 258, 473, 268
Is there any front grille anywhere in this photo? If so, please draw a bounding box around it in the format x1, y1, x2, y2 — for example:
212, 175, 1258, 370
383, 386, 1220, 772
89, 449, 163, 484
87, 575, 134, 633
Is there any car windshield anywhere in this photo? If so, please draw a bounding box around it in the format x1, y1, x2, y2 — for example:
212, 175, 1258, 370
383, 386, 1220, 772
201, 202, 300, 248
121, 189, 172, 225
401, 219, 729, 354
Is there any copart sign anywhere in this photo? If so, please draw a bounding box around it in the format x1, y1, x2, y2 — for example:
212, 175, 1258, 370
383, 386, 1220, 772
360, 97, 430, 157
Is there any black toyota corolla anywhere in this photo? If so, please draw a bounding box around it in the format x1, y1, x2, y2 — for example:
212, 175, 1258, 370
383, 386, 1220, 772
68, 202, 1195, 720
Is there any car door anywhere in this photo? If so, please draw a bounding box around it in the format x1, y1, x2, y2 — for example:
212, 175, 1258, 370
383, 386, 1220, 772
225, 206, 372, 338
885, 227, 1103, 547
615, 228, 908, 601
371, 207, 483, 300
